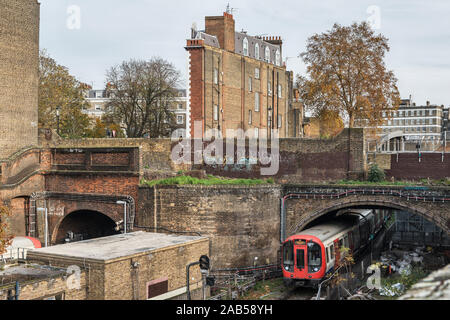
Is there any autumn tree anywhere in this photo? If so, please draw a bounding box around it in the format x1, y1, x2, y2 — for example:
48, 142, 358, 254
39, 50, 91, 138
297, 22, 401, 128
105, 58, 181, 138
0, 205, 12, 255
86, 117, 125, 138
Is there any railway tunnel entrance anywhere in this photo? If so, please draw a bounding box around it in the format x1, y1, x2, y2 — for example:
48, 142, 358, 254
54, 210, 119, 244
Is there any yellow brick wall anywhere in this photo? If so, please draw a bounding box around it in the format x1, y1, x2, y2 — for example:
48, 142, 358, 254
0, 0, 39, 159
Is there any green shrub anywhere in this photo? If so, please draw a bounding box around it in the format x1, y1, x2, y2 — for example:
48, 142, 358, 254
368, 164, 385, 183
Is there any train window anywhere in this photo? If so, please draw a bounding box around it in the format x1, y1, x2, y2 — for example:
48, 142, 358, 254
338, 239, 343, 248
343, 235, 348, 248
307, 242, 322, 273
330, 244, 335, 259
296, 249, 305, 270
326, 247, 330, 263
282, 241, 294, 272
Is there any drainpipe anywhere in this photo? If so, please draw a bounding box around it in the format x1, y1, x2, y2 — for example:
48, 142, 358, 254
15, 281, 20, 300
280, 197, 285, 243
186, 261, 200, 300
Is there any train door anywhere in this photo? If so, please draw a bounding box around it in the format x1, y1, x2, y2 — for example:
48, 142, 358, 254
294, 242, 307, 279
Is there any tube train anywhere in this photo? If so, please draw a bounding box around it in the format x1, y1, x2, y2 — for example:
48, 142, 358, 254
282, 209, 390, 288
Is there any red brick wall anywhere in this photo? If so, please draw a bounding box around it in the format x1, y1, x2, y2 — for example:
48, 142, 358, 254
188, 48, 204, 137
44, 174, 139, 201
386, 153, 450, 180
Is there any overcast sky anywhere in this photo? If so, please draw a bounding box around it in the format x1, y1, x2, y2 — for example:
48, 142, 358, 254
39, 0, 450, 106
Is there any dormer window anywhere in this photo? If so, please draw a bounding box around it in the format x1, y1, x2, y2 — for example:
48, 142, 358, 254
265, 47, 270, 62
275, 49, 281, 66
243, 38, 249, 56
255, 43, 260, 60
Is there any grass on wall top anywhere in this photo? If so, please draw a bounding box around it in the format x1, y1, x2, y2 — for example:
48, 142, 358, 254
141, 175, 275, 187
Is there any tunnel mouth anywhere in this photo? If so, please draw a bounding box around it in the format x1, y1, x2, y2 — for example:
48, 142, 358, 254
55, 210, 119, 244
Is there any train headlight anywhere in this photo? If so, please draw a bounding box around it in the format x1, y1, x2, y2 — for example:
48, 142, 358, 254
313, 267, 319, 272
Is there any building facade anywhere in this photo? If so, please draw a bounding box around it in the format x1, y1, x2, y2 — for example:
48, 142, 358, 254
0, 0, 40, 159
83, 88, 189, 137
185, 12, 300, 139
379, 99, 444, 142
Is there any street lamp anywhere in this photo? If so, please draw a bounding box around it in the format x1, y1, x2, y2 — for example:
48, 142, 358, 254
116, 200, 127, 233
56, 107, 61, 135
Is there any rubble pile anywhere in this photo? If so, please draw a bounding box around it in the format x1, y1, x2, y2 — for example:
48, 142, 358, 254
373, 247, 427, 297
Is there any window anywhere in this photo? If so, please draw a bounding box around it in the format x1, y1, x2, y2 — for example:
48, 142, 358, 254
275, 49, 281, 66
243, 37, 249, 56
278, 84, 282, 98
214, 68, 218, 85
178, 103, 183, 110
177, 115, 184, 124
254, 127, 259, 139
278, 114, 282, 128
95, 104, 102, 111
255, 93, 260, 112
326, 247, 330, 263
255, 43, 260, 60
307, 241, 322, 273
147, 278, 169, 299
248, 110, 252, 125
265, 47, 270, 62
282, 241, 294, 272
248, 77, 252, 92
268, 81, 272, 96
213, 105, 219, 121
330, 244, 335, 259
255, 68, 260, 79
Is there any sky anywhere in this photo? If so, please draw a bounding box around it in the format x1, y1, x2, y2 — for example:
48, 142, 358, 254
39, 0, 450, 107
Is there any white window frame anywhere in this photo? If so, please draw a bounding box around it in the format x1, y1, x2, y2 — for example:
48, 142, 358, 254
278, 114, 282, 128
268, 81, 272, 96
255, 43, 260, 60
248, 76, 252, 92
255, 93, 260, 112
248, 110, 252, 125
278, 84, 282, 98
243, 38, 249, 56
176, 115, 184, 124
265, 47, 270, 62
275, 49, 281, 66
255, 68, 260, 79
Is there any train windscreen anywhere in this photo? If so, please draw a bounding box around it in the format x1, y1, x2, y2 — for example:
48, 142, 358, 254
307, 241, 322, 273
282, 241, 294, 272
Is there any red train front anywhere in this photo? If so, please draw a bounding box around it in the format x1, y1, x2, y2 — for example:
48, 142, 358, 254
282, 235, 326, 288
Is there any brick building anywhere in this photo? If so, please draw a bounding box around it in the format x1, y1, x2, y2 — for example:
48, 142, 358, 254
82, 88, 189, 138
26, 232, 209, 300
185, 12, 301, 139
0, 0, 40, 159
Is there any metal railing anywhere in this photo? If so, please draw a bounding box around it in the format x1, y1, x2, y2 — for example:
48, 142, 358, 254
0, 248, 28, 264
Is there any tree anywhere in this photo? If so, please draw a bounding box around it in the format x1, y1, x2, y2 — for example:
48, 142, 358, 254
0, 205, 12, 255
86, 117, 125, 138
105, 58, 181, 138
39, 50, 91, 138
297, 22, 401, 128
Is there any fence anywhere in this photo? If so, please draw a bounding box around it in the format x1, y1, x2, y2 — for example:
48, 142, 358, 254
0, 248, 28, 264
208, 264, 281, 300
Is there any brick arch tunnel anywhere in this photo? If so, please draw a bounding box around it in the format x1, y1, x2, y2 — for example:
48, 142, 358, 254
285, 198, 450, 240
54, 210, 120, 244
